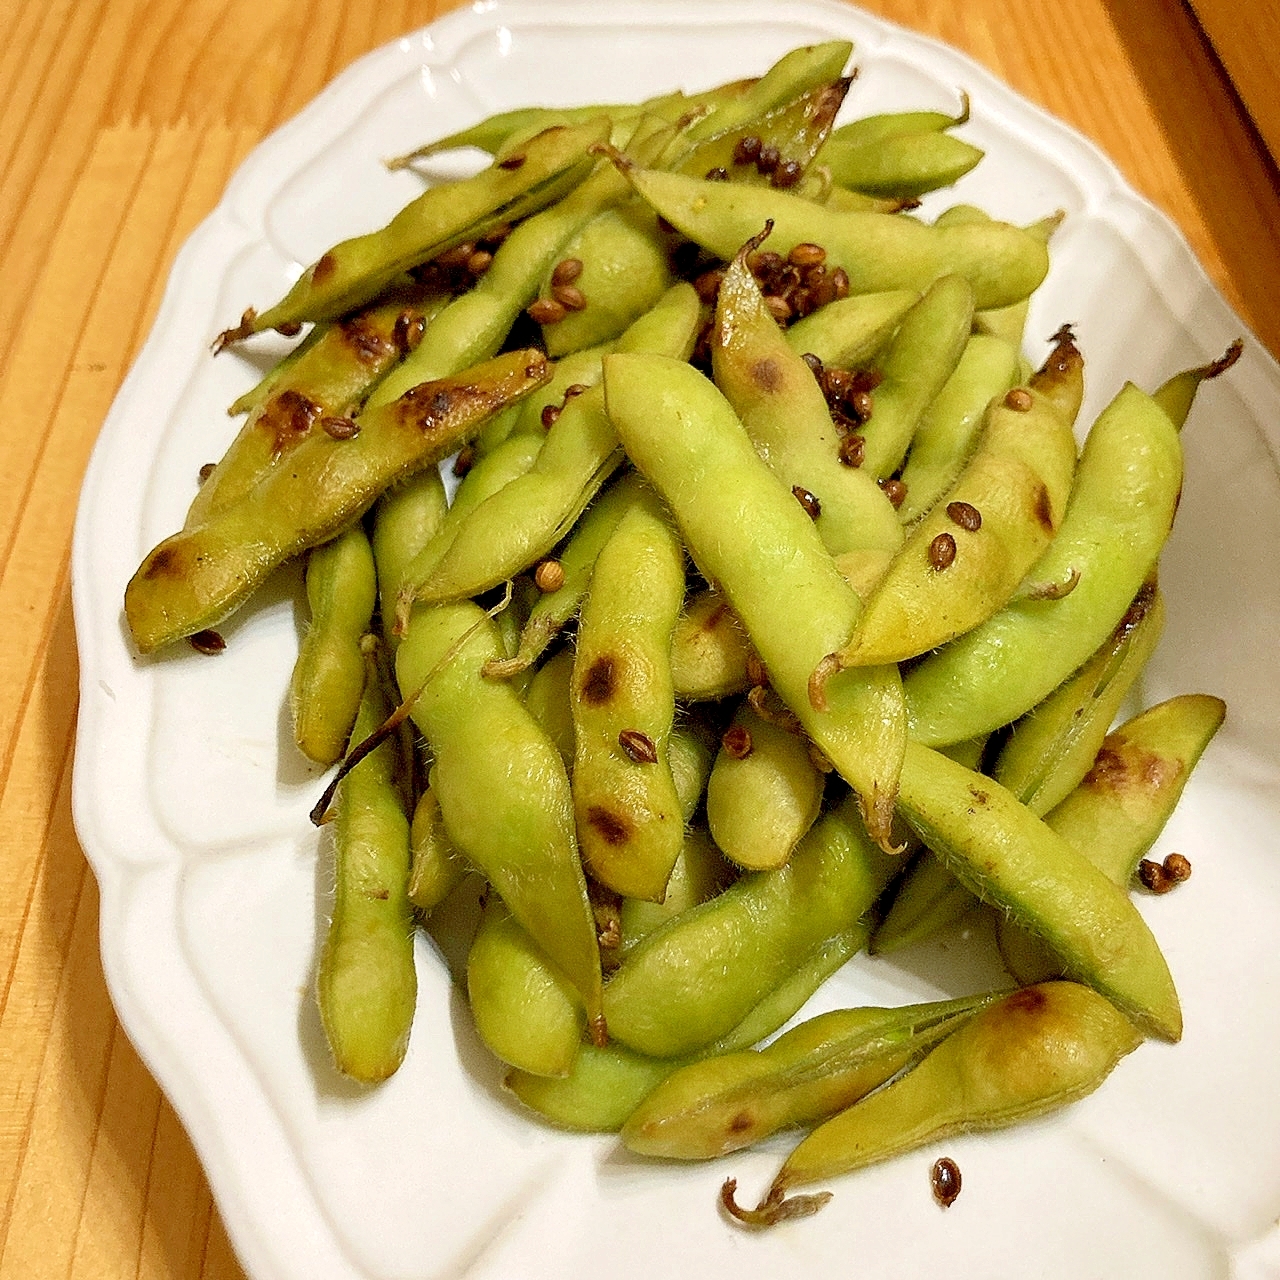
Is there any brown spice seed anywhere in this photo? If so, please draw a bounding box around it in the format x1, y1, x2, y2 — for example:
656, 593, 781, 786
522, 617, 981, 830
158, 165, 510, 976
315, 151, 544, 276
929, 531, 957, 569
947, 500, 983, 531
756, 143, 780, 174
540, 403, 561, 430
394, 309, 426, 352
452, 444, 476, 477
534, 559, 566, 592
189, 629, 225, 655
551, 257, 583, 285
1139, 853, 1193, 893
466, 249, 493, 275
792, 485, 822, 519
764, 294, 792, 323
694, 268, 726, 303
1004, 387, 1034, 411
552, 283, 587, 311
838, 435, 865, 468
721, 725, 754, 759
746, 654, 769, 688
618, 729, 659, 764
771, 159, 802, 188
931, 1158, 962, 1208
733, 135, 762, 165
831, 267, 850, 299
879, 478, 908, 509
320, 416, 359, 440
788, 242, 827, 267
563, 383, 588, 399
528, 297, 567, 325
198, 462, 216, 483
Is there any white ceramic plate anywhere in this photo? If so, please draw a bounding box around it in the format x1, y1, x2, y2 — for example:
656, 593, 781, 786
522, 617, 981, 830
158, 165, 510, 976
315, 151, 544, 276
71, 2, 1280, 1277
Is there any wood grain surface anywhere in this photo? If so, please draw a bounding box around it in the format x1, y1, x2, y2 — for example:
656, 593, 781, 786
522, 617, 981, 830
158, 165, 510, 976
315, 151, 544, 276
1, 1, 1277, 1277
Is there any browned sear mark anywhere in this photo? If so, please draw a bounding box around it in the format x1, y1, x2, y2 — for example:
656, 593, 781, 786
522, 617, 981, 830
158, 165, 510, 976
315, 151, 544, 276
257, 388, 322, 458
580, 655, 617, 704
586, 805, 630, 846
311, 251, 338, 286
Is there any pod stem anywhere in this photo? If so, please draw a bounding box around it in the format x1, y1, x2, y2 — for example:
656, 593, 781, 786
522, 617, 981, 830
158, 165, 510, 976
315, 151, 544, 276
720, 1178, 832, 1228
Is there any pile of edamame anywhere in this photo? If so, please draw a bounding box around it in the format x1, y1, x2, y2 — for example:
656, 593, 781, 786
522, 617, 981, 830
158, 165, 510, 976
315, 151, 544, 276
124, 40, 1238, 1226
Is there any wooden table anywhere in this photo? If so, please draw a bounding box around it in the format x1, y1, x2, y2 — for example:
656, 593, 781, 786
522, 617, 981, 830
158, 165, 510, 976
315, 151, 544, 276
1, 1, 1276, 1276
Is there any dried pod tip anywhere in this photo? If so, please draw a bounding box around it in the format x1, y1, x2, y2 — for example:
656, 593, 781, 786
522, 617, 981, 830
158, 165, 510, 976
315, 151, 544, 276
721, 725, 754, 760
736, 220, 775, 265
1204, 338, 1244, 381
720, 1178, 832, 1229
212, 308, 257, 354
808, 651, 843, 712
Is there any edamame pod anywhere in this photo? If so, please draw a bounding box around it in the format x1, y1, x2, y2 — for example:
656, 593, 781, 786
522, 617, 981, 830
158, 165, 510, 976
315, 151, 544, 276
999, 694, 1225, 983
835, 372, 1079, 666
904, 381, 1184, 745
194, 289, 442, 525
603, 351, 905, 850
783, 289, 918, 368
406, 781, 465, 914
854, 273, 975, 480
826, 99, 971, 147
485, 472, 646, 679
725, 982, 1141, 1224
817, 130, 983, 198
290, 523, 378, 764
896, 740, 1182, 1040
507, 925, 865, 1132
525, 646, 576, 768
406, 284, 701, 609
219, 121, 610, 341
395, 601, 604, 1039
894, 331, 1021, 524
712, 231, 904, 556
601, 791, 895, 1058
618, 825, 734, 950
467, 896, 584, 1077
622, 991, 998, 1159
615, 165, 1050, 311
669, 586, 753, 702
571, 486, 687, 901
317, 644, 416, 1083
370, 467, 449, 634
126, 349, 550, 653
706, 703, 824, 871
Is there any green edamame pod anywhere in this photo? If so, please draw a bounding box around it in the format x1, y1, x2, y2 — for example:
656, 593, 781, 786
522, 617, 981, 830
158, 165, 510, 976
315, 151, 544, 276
999, 694, 1225, 983
826, 99, 971, 148
868, 849, 975, 955
895, 332, 1021, 524
486, 472, 646, 680
855, 273, 975, 480
603, 351, 906, 851
817, 130, 983, 199
679, 76, 850, 187
669, 587, 753, 702
390, 428, 546, 635
904, 381, 1185, 746
195, 290, 442, 525
991, 580, 1165, 816
783, 289, 918, 369
537, 203, 675, 356
669, 721, 718, 824
683, 41, 854, 143
407, 284, 701, 610
218, 121, 610, 341
467, 896, 584, 1077
366, 115, 679, 409
525, 646, 576, 768
712, 231, 904, 556
507, 340, 614, 438
406, 781, 465, 914
896, 740, 1181, 1040
835, 363, 1079, 666
126, 349, 550, 653
602, 791, 896, 1058
370, 468, 450, 633
317, 644, 416, 1083
395, 601, 605, 1039
618, 826, 734, 950
615, 165, 1050, 311
507, 924, 865, 1133
622, 990, 998, 1159
571, 486, 687, 901
706, 703, 824, 871
290, 523, 378, 765
726, 982, 1141, 1224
